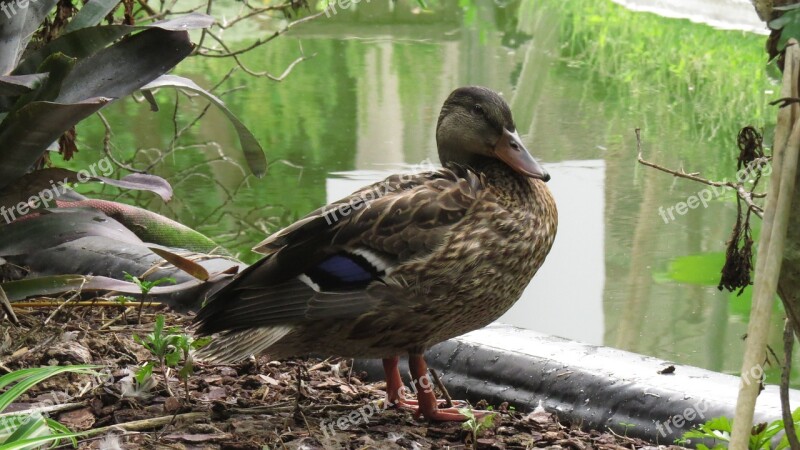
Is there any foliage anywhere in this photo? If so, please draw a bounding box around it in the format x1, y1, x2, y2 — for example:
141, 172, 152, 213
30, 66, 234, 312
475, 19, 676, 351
133, 361, 155, 393
618, 422, 636, 437
133, 314, 210, 399
122, 272, 175, 297
769, 4, 800, 51
0, 365, 99, 449
0, 0, 266, 230
531, 0, 771, 177
459, 408, 496, 444
682, 410, 800, 449
123, 272, 175, 321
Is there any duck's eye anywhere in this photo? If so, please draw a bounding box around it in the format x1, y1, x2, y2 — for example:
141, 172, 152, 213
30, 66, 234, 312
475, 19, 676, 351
472, 104, 485, 116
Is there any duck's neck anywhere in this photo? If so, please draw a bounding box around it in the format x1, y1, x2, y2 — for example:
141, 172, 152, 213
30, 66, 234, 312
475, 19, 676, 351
446, 158, 549, 210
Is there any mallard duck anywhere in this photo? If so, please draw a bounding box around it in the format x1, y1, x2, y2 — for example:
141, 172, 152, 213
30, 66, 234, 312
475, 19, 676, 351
194, 86, 558, 421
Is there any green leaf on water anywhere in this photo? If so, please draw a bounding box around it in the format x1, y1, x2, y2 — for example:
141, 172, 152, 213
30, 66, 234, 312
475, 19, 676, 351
661, 252, 725, 286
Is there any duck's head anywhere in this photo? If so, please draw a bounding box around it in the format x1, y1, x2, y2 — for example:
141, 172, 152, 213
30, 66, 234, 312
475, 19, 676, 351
436, 86, 550, 182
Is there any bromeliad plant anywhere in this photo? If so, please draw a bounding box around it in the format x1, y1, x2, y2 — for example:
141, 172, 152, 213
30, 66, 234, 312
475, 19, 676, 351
0, 1, 267, 202
0, 0, 267, 309
0, 365, 99, 450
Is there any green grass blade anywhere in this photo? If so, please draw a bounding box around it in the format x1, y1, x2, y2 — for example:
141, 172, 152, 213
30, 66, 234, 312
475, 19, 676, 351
0, 431, 84, 450
43, 418, 77, 447
0, 366, 99, 413
2, 413, 48, 444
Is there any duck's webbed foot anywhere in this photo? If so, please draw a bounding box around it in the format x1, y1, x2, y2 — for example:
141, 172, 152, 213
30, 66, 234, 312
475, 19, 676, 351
382, 356, 471, 415
405, 353, 493, 422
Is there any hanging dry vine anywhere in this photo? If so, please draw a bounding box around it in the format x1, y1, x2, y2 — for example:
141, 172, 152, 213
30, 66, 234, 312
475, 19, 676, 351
719, 126, 767, 294
636, 126, 771, 294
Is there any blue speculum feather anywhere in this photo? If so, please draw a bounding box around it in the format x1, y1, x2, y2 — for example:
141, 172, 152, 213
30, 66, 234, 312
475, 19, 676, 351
304, 252, 382, 290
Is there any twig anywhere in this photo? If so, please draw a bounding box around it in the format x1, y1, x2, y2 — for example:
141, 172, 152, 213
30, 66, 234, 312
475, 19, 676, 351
0, 285, 19, 326
13, 301, 161, 308
97, 112, 146, 174
100, 306, 137, 330
0, 401, 84, 420
136, 0, 157, 17
219, 1, 300, 29
82, 411, 207, 437
190, 0, 213, 56
0, 335, 56, 367
429, 368, 453, 408
635, 128, 767, 218
43, 279, 85, 325
198, 10, 326, 58
781, 318, 800, 449
203, 31, 314, 81
154, 410, 183, 441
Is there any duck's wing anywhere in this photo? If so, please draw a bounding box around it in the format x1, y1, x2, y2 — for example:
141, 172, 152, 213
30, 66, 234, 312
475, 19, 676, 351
193, 167, 486, 347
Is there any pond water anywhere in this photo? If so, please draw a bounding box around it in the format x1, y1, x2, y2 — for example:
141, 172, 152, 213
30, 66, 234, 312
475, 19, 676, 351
72, 0, 797, 384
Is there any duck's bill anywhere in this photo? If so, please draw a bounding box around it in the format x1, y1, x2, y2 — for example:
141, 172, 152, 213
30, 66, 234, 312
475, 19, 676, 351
494, 128, 550, 182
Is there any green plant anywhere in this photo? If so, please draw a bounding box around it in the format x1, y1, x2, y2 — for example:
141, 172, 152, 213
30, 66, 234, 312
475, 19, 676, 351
459, 407, 496, 445
132, 361, 154, 395
122, 273, 176, 297
0, 2, 266, 196
618, 422, 636, 437
133, 314, 209, 400
0, 0, 267, 302
122, 272, 175, 322
0, 365, 99, 449
769, 4, 800, 51
682, 411, 800, 449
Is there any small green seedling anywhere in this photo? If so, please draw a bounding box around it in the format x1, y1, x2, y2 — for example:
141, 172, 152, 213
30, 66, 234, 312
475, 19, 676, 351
167, 332, 211, 401
123, 272, 175, 322
618, 422, 636, 437
134, 361, 154, 389
460, 407, 496, 445
114, 295, 134, 306
134, 314, 210, 400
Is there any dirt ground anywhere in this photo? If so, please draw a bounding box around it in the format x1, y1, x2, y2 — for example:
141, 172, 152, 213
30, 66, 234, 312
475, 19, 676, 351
0, 305, 690, 449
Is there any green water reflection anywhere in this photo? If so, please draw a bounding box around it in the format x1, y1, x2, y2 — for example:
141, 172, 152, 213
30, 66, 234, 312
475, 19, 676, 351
68, 0, 795, 384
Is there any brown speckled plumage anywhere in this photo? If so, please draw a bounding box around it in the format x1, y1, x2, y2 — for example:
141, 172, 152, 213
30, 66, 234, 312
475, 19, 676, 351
193, 86, 557, 420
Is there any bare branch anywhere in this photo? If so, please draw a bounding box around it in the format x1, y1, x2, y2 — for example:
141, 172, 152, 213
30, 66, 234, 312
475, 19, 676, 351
204, 31, 313, 80
198, 10, 326, 58
635, 128, 767, 219
97, 112, 146, 174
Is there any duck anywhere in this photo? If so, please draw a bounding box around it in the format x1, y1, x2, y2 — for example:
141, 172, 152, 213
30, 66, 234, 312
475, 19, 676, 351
193, 86, 558, 421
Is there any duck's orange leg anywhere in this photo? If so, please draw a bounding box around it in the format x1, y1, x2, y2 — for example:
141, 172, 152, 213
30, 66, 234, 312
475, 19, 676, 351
382, 356, 468, 410
408, 353, 491, 422
382, 356, 411, 406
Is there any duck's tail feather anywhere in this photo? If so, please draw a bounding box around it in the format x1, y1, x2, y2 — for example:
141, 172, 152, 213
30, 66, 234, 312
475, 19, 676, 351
194, 325, 293, 364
